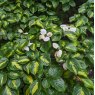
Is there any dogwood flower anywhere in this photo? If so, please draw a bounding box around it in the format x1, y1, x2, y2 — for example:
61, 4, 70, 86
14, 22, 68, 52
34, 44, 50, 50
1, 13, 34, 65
43, 37, 50, 42
62, 63, 67, 70
47, 32, 53, 37
53, 43, 59, 49
18, 29, 23, 33
39, 29, 53, 42
40, 29, 47, 35
55, 50, 62, 58
60, 24, 76, 32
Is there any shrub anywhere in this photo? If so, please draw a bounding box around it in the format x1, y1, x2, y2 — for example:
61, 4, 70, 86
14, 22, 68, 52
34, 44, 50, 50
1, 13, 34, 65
0, 0, 94, 95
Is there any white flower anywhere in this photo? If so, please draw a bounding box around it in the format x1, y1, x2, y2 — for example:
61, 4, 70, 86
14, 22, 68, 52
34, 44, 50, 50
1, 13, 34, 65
69, 27, 76, 32
24, 46, 29, 51
47, 32, 53, 37
40, 29, 47, 35
60, 24, 76, 32
43, 37, 50, 42
18, 29, 23, 33
23, 32, 28, 35
55, 50, 62, 58
60, 24, 69, 31
62, 63, 67, 70
53, 43, 59, 49
39, 35, 45, 40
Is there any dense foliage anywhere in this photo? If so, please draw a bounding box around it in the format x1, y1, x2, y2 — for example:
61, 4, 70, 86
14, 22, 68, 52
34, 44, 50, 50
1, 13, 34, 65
0, 0, 94, 95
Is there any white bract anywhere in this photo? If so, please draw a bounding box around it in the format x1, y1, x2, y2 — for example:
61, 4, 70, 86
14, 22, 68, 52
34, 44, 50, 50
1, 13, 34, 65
39, 35, 45, 40
55, 50, 62, 58
18, 29, 23, 33
53, 43, 59, 49
40, 29, 47, 35
47, 32, 53, 37
43, 37, 50, 42
60, 24, 76, 32
62, 63, 67, 70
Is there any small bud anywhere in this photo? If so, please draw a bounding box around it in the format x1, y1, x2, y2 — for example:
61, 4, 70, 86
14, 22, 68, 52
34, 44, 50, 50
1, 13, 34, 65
53, 43, 59, 49
18, 29, 23, 33
55, 50, 62, 58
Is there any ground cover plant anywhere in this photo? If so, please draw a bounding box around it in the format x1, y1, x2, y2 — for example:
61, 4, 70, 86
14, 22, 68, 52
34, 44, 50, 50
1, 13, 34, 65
0, 0, 94, 95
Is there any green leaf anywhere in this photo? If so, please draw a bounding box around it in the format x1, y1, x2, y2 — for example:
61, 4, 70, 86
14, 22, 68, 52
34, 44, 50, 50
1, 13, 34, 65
23, 74, 33, 84
0, 72, 7, 86
40, 53, 51, 66
48, 66, 62, 78
29, 80, 38, 95
42, 79, 50, 89
8, 72, 20, 79
50, 78, 66, 92
0, 57, 8, 69
67, 59, 87, 75
8, 79, 21, 90
51, 1, 59, 8
81, 78, 94, 89
87, 10, 94, 18
30, 61, 39, 75
72, 85, 91, 95
2, 86, 19, 95
18, 56, 30, 64
8, 60, 22, 71
69, 0, 76, 7
65, 43, 77, 52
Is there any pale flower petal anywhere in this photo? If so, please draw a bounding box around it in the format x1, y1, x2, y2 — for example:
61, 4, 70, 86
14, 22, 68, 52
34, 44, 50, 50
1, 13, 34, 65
24, 46, 29, 51
53, 43, 59, 49
18, 29, 23, 33
40, 29, 47, 35
47, 32, 53, 37
55, 50, 62, 58
62, 63, 67, 70
39, 35, 45, 40
43, 37, 50, 42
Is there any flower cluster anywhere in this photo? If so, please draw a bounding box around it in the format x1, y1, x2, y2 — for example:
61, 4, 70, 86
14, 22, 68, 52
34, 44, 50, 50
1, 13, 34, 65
39, 29, 53, 42
60, 24, 76, 32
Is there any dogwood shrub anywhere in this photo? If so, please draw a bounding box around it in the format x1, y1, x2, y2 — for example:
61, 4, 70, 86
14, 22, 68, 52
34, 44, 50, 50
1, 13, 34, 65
0, 0, 94, 95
